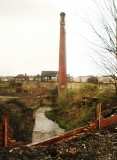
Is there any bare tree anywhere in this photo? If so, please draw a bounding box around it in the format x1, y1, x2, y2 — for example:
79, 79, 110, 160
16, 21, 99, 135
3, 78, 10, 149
82, 0, 117, 94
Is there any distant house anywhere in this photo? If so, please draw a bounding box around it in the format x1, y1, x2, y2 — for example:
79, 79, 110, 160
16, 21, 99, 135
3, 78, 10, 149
28, 75, 35, 81
98, 76, 113, 83
2, 77, 9, 81
41, 71, 58, 82
34, 74, 41, 81
1, 76, 14, 82
74, 75, 114, 84
15, 74, 29, 82
14, 71, 71, 83
75, 76, 91, 82
67, 74, 74, 82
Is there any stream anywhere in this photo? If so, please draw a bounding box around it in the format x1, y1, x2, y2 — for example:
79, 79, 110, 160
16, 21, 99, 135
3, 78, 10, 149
32, 107, 65, 142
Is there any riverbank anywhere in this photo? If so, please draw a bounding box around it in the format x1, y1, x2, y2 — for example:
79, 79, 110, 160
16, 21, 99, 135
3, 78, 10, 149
0, 95, 39, 144
0, 95, 64, 145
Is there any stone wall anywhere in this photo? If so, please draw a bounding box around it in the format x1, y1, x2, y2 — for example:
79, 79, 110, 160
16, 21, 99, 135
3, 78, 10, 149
26, 114, 117, 147
21, 81, 115, 92
22, 81, 58, 90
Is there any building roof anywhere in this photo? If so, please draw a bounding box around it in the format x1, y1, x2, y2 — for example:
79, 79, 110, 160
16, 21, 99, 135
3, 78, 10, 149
15, 74, 28, 78
35, 74, 41, 78
28, 75, 35, 77
41, 71, 58, 77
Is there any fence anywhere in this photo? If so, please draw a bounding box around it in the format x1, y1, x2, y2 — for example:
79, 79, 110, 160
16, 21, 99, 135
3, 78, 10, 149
26, 102, 117, 147
1, 102, 117, 148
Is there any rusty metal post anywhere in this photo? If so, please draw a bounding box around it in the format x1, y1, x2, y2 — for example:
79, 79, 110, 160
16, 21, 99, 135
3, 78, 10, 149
96, 102, 101, 129
4, 114, 9, 147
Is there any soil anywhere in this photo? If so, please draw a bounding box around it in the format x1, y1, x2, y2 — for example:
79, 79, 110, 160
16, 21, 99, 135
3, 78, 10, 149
1, 123, 117, 160
1, 91, 117, 159
0, 95, 35, 143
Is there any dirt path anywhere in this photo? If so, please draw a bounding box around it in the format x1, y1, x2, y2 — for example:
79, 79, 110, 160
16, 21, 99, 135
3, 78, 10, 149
32, 107, 65, 142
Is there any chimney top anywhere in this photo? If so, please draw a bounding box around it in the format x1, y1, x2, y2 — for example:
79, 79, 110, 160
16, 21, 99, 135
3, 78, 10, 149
60, 12, 66, 16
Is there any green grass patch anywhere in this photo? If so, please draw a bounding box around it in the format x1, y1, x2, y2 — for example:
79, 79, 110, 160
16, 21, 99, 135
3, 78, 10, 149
0, 82, 10, 88
45, 87, 117, 132
45, 104, 95, 131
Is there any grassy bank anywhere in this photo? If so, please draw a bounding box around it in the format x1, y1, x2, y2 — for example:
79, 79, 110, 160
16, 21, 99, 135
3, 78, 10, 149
45, 85, 117, 131
45, 104, 96, 131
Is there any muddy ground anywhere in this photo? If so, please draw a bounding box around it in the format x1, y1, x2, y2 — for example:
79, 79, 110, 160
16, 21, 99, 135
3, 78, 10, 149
1, 123, 117, 160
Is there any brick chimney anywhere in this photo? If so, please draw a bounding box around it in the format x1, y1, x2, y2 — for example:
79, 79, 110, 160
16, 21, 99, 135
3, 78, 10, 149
58, 12, 67, 94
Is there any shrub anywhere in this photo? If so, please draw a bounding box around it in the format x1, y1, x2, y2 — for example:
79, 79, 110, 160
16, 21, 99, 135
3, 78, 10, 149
57, 89, 79, 107
78, 83, 99, 99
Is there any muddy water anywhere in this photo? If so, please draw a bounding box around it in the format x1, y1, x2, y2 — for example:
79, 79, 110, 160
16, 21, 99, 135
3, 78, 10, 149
32, 107, 65, 142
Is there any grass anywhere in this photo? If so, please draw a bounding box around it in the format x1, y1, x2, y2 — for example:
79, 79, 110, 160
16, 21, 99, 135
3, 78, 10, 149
45, 103, 96, 131
19, 95, 41, 110
45, 86, 100, 131
45, 86, 117, 132
0, 82, 10, 88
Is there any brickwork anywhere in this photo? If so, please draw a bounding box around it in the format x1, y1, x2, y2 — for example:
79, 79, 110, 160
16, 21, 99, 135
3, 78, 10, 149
1, 109, 117, 148
26, 115, 117, 148
58, 12, 67, 94
100, 116, 117, 128
21, 81, 57, 90
14, 81, 116, 94
0, 115, 16, 148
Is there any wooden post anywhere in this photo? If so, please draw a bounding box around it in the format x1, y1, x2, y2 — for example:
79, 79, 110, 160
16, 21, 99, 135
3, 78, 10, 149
4, 114, 9, 147
0, 124, 4, 147
96, 102, 101, 129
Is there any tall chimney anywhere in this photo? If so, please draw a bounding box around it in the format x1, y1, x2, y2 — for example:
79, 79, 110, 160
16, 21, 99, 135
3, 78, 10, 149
58, 12, 67, 94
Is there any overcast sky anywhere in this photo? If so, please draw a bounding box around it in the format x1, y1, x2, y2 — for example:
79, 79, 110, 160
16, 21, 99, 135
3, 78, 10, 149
0, 0, 105, 77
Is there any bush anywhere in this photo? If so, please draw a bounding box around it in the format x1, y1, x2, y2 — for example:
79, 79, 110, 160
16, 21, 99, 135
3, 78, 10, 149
57, 89, 79, 107
49, 88, 58, 95
78, 83, 99, 99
